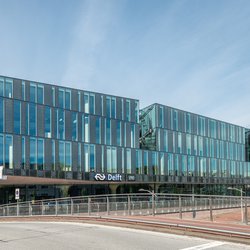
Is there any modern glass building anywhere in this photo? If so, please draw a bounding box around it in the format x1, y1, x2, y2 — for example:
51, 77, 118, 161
0, 75, 249, 203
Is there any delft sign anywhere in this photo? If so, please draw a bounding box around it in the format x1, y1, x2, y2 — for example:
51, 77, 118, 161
94, 173, 122, 181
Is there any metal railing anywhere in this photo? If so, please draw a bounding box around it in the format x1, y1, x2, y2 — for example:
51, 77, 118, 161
0, 194, 249, 224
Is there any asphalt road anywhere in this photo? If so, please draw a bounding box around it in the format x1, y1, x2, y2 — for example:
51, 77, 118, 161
0, 222, 249, 250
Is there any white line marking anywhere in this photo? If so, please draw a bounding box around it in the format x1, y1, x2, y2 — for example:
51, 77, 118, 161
180, 241, 225, 250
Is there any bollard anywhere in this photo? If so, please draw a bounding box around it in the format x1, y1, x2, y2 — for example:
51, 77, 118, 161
55, 200, 58, 216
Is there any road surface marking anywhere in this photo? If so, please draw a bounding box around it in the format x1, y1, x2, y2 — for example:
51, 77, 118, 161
180, 241, 225, 250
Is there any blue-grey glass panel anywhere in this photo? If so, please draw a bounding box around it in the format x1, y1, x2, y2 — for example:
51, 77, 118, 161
59, 89, 64, 108
5, 135, 13, 169
111, 98, 116, 119
0, 134, 3, 165
106, 97, 111, 118
90, 145, 95, 171
14, 100, 21, 134
37, 139, 44, 170
65, 142, 71, 171
22, 137, 25, 169
95, 118, 101, 144
59, 141, 65, 171
29, 103, 36, 136
65, 90, 71, 110
72, 112, 77, 141
0, 78, 3, 96
0, 98, 3, 132
5, 79, 13, 98
58, 109, 65, 140
89, 94, 95, 114
30, 84, 36, 103
37, 85, 44, 104
30, 137, 36, 170
106, 119, 111, 145
45, 106, 51, 138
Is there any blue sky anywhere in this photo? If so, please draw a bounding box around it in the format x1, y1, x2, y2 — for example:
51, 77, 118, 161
0, 0, 250, 126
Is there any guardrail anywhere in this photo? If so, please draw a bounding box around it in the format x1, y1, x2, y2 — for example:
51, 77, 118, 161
0, 193, 249, 224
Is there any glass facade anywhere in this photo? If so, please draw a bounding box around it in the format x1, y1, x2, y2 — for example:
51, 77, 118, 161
0, 74, 249, 195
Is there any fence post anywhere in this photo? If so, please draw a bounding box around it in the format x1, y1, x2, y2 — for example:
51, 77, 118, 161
244, 199, 248, 225
209, 197, 213, 222
107, 196, 110, 216
128, 195, 131, 216
42, 201, 44, 216
179, 196, 182, 219
17, 201, 19, 217
71, 198, 73, 215
29, 202, 32, 216
192, 195, 196, 218
55, 200, 58, 216
88, 197, 91, 216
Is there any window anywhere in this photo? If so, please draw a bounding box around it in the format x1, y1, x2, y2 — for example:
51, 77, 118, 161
14, 100, 21, 134
84, 144, 95, 172
0, 78, 3, 96
125, 100, 130, 121
185, 113, 191, 133
58, 109, 65, 140
59, 89, 64, 108
51, 140, 55, 171
168, 153, 174, 175
143, 151, 148, 174
200, 158, 206, 177
29, 103, 37, 136
59, 141, 65, 171
105, 119, 111, 145
78, 143, 81, 171
72, 112, 78, 141
22, 81, 25, 100
111, 97, 116, 118
172, 109, 178, 131
65, 89, 71, 109
5, 135, 13, 169
37, 138, 44, 170
152, 152, 158, 175
58, 141, 72, 171
30, 84, 36, 103
84, 93, 89, 113
65, 142, 72, 171
186, 134, 191, 155
131, 124, 135, 148
187, 156, 195, 176
177, 132, 182, 153
89, 94, 95, 114
106, 96, 111, 118
5, 78, 13, 98
107, 146, 117, 173
198, 117, 205, 136
0, 98, 4, 133
159, 106, 164, 128
136, 150, 142, 174
78, 91, 81, 112
0, 134, 3, 166
116, 121, 121, 146
37, 85, 44, 104
21, 137, 25, 169
126, 148, 131, 174
84, 115, 89, 142
95, 117, 101, 144
30, 137, 37, 170
45, 106, 51, 138
163, 130, 168, 152
181, 155, 187, 176
52, 87, 55, 106
160, 153, 165, 175
135, 101, 139, 123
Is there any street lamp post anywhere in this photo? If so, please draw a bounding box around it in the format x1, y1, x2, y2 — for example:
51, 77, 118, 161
227, 187, 245, 222
139, 188, 156, 216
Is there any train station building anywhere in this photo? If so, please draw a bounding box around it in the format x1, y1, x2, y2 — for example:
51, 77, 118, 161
0, 75, 249, 203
